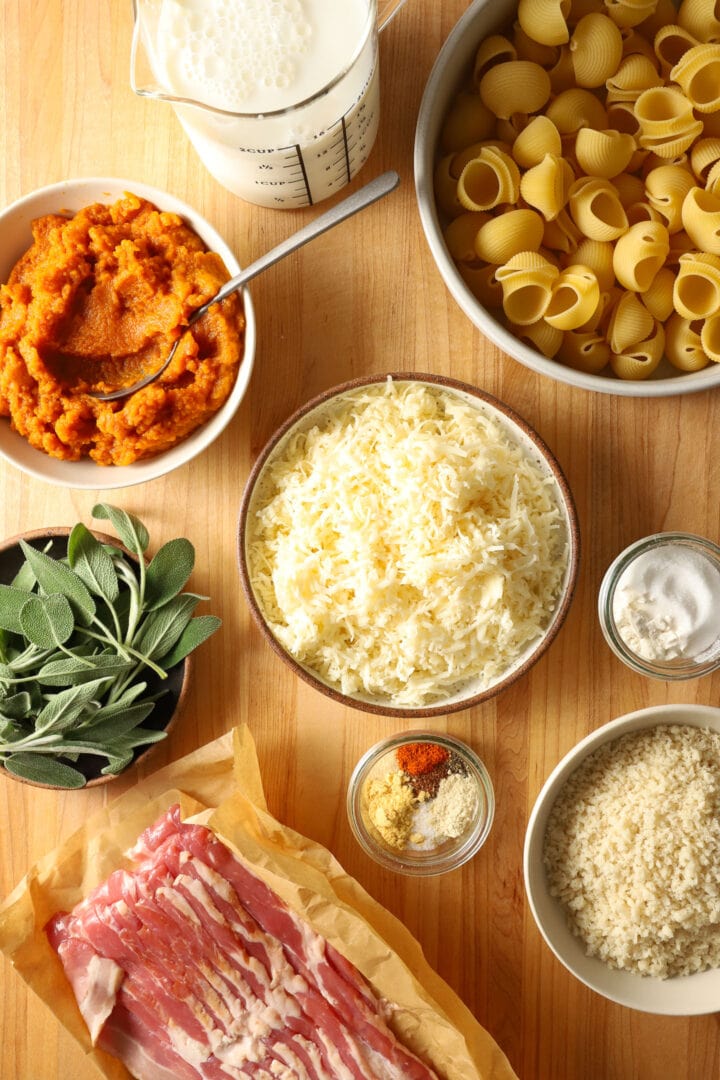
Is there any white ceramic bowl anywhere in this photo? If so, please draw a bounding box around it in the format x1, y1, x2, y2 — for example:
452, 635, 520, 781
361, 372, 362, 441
238, 373, 579, 717
0, 178, 255, 488
524, 704, 720, 1014
414, 0, 720, 397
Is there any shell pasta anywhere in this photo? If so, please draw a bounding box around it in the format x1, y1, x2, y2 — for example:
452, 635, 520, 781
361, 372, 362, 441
435, 0, 720, 380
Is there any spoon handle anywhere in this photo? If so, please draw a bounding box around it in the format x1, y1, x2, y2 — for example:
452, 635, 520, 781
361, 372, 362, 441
193, 170, 401, 320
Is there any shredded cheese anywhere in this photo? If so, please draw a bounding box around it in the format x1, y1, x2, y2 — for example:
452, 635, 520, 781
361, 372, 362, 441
246, 380, 569, 706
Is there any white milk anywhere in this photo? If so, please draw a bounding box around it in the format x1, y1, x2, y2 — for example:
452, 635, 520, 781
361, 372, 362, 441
136, 0, 380, 207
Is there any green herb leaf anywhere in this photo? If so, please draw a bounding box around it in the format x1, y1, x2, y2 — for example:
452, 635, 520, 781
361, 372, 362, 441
34, 677, 111, 736
67, 523, 120, 604
37, 654, 133, 686
0, 584, 31, 634
144, 538, 195, 611
2, 752, 86, 788
133, 594, 201, 660
0, 663, 16, 681
19, 541, 96, 626
157, 615, 221, 668
77, 702, 155, 741
0, 691, 33, 719
92, 504, 149, 556
19, 594, 75, 649
11, 558, 38, 591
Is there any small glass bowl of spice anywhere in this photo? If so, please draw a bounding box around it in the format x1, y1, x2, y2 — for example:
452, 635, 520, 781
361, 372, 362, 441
346, 731, 495, 875
598, 532, 720, 679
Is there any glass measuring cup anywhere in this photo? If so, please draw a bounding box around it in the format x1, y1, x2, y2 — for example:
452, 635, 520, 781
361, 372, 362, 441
131, 0, 395, 208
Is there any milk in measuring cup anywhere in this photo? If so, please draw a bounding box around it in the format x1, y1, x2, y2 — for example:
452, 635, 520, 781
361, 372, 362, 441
142, 0, 380, 207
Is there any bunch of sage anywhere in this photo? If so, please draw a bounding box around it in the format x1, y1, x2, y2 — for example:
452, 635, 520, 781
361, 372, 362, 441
0, 504, 220, 788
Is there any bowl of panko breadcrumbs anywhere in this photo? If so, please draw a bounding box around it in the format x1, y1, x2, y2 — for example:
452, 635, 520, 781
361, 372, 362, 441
524, 703, 720, 1014
347, 731, 495, 875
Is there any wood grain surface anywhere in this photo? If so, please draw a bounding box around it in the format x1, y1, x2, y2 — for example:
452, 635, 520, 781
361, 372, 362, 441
1, 2, 719, 1078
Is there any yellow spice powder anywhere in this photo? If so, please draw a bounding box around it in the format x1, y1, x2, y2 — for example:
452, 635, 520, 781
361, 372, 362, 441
364, 770, 420, 849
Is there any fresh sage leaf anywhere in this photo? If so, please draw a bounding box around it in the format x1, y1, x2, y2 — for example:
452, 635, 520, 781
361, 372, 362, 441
19, 541, 96, 626
0, 584, 30, 634
11, 558, 37, 591
0, 692, 33, 719
92, 504, 149, 556
34, 677, 111, 736
20, 593, 75, 649
2, 752, 86, 788
0, 663, 16, 681
37, 653, 132, 686
157, 615, 222, 668
67, 523, 120, 604
144, 538, 195, 610
133, 594, 201, 660
77, 702, 155, 740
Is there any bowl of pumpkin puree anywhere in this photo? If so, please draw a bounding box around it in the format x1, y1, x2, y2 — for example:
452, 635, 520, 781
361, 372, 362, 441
0, 178, 255, 489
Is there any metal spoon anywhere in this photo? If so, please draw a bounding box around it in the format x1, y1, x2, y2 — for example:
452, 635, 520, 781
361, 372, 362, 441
90, 169, 400, 402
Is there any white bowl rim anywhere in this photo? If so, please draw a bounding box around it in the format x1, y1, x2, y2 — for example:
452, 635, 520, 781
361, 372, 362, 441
523, 703, 720, 1014
0, 176, 256, 490
413, 0, 720, 398
238, 371, 580, 717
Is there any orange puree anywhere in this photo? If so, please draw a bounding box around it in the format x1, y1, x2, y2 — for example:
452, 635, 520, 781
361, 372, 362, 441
0, 193, 244, 466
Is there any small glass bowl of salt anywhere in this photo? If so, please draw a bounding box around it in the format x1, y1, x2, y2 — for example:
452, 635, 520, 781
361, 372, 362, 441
598, 532, 720, 679
346, 731, 495, 876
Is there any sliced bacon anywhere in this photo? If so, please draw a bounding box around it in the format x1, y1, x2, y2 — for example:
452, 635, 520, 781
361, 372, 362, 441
47, 805, 439, 1080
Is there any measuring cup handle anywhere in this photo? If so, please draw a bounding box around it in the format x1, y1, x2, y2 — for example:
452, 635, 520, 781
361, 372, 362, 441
377, 0, 409, 33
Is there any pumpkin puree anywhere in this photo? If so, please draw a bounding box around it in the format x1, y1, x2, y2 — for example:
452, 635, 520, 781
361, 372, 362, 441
0, 193, 244, 466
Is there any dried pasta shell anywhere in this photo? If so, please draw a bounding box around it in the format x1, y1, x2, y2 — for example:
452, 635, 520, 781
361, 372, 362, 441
569, 13, 624, 87
681, 185, 720, 253
444, 212, 489, 262
546, 88, 608, 135
612, 220, 670, 290
707, 159, 720, 195
609, 323, 665, 378
605, 0, 657, 30
634, 87, 704, 156
557, 329, 611, 371
670, 44, 720, 112
572, 237, 617, 290
520, 154, 575, 220
644, 163, 696, 231
543, 208, 583, 254
637, 0, 680, 38
495, 251, 560, 324
607, 100, 643, 138
495, 115, 530, 145
453, 139, 513, 175
508, 318, 564, 357
673, 250, 720, 316
654, 24, 700, 76
605, 54, 662, 103
479, 61, 552, 120
474, 209, 545, 264
457, 147, 521, 211
434, 154, 463, 218
458, 262, 504, 308
512, 116, 563, 169
548, 45, 578, 93
665, 312, 709, 369
473, 35, 517, 87
441, 92, 497, 154
666, 228, 697, 264
517, 0, 571, 46
608, 290, 655, 351
678, 0, 720, 44
568, 176, 629, 240
701, 315, 720, 361
568, 0, 607, 24
512, 21, 560, 66
575, 128, 636, 178
612, 171, 647, 207
621, 28, 661, 63
643, 266, 677, 320
690, 137, 720, 181
626, 200, 664, 224
545, 264, 601, 328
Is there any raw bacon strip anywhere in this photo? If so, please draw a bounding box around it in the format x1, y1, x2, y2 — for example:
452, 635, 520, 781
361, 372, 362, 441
47, 805, 439, 1080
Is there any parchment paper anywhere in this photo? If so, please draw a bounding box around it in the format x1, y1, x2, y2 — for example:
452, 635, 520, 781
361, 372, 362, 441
0, 725, 518, 1080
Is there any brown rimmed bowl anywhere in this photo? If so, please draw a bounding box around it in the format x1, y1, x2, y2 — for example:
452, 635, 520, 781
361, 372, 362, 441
237, 373, 580, 717
0, 527, 190, 789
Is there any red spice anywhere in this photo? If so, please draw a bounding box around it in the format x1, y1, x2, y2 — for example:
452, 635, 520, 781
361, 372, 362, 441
396, 742, 450, 776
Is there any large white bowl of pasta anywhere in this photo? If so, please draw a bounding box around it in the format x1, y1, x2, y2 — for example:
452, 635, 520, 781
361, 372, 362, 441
415, 0, 720, 396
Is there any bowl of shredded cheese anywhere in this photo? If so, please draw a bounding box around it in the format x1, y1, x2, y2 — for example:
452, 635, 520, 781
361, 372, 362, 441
524, 704, 720, 1014
347, 731, 495, 876
238, 374, 579, 715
